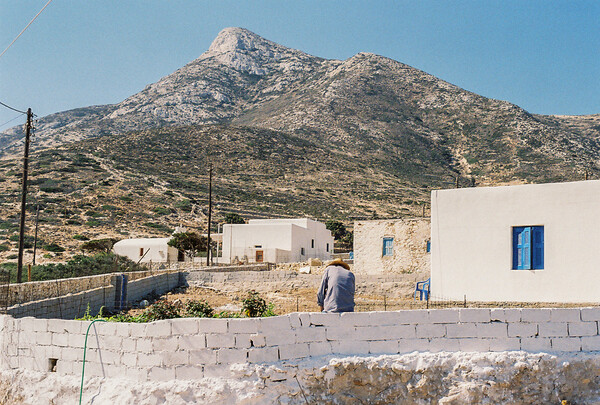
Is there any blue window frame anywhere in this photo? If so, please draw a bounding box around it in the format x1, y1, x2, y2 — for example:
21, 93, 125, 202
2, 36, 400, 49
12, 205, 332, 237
512, 226, 544, 270
426, 240, 431, 253
382, 237, 394, 256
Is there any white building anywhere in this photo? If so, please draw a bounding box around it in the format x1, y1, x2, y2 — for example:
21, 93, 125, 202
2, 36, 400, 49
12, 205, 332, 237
221, 218, 334, 264
113, 238, 180, 263
431, 180, 600, 303
353, 218, 430, 274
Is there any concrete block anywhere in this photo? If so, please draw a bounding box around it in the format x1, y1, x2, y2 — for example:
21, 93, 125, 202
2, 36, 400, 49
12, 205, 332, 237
101, 336, 123, 351
550, 309, 581, 322
309, 341, 333, 357
293, 327, 326, 344
55, 360, 72, 375
197, 318, 228, 334
153, 337, 179, 352
428, 338, 460, 352
508, 323, 537, 338
551, 337, 581, 352
538, 323, 568, 338
416, 324, 445, 338
249, 334, 266, 348
137, 339, 153, 353
33, 319, 49, 333
92, 322, 118, 336
488, 338, 521, 352
126, 367, 149, 381
459, 338, 490, 352
331, 340, 369, 355
446, 323, 477, 338
51, 333, 69, 347
340, 312, 372, 327
581, 336, 600, 351
287, 313, 302, 329
146, 320, 172, 337
115, 324, 131, 338
47, 320, 71, 334
129, 323, 147, 337
568, 322, 598, 337
309, 312, 341, 327
428, 309, 460, 324
370, 310, 427, 325
581, 308, 600, 322
19, 317, 37, 332
217, 348, 248, 364
122, 352, 137, 367
121, 337, 136, 352
521, 308, 551, 322
34, 331, 52, 346
369, 340, 399, 354
521, 337, 551, 352
459, 309, 490, 323
175, 365, 204, 380
260, 316, 291, 332
178, 334, 206, 351
163, 351, 189, 366
171, 319, 199, 335
235, 334, 253, 348
207, 334, 235, 349
229, 319, 259, 334
264, 330, 296, 347
398, 338, 430, 353
203, 365, 231, 378
355, 325, 416, 340
326, 326, 356, 341
149, 367, 176, 381
248, 347, 279, 363
298, 313, 311, 328
99, 350, 121, 365
476, 323, 508, 338
189, 349, 217, 365
137, 353, 163, 367
278, 343, 310, 360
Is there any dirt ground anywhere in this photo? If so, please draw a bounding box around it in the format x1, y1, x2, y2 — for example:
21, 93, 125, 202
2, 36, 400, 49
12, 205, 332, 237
127, 285, 599, 317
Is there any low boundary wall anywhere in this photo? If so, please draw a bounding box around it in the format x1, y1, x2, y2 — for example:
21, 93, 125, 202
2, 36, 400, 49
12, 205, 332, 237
6, 272, 183, 319
1, 307, 599, 381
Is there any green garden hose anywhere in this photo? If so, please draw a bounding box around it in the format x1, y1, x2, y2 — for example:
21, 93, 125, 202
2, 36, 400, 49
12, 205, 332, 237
79, 319, 107, 405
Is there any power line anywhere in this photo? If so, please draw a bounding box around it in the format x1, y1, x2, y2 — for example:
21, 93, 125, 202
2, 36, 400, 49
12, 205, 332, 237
0, 113, 26, 128
0, 100, 28, 115
0, 0, 55, 60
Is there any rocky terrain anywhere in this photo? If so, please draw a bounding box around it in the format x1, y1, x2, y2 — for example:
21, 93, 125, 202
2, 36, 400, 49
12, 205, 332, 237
0, 27, 599, 263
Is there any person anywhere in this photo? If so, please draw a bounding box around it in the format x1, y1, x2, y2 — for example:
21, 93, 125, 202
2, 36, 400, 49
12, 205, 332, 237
317, 258, 355, 312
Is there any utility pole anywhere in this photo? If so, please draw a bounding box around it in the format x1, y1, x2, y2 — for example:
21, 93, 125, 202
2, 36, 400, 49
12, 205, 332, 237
206, 165, 212, 266
17, 108, 33, 283
32, 204, 39, 265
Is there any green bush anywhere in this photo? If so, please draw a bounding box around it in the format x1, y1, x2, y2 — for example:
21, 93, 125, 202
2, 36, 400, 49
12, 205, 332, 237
152, 207, 171, 216
72, 234, 89, 241
141, 300, 181, 322
43, 243, 65, 253
242, 291, 268, 317
185, 300, 214, 318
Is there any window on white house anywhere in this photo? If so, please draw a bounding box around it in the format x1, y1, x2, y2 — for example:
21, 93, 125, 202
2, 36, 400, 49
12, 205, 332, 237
382, 237, 393, 256
326, 243, 329, 252
139, 248, 144, 257
311, 239, 315, 248
512, 226, 544, 270
301, 247, 305, 256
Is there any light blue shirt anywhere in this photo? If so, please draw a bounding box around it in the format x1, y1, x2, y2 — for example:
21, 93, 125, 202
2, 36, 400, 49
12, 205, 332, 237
317, 265, 355, 313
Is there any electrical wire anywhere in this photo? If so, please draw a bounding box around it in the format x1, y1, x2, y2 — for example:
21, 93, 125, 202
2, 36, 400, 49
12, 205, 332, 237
0, 112, 25, 129
0, 100, 28, 115
0, 0, 55, 60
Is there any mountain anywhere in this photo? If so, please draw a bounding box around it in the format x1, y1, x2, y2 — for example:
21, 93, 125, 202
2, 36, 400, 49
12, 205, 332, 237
0, 27, 599, 263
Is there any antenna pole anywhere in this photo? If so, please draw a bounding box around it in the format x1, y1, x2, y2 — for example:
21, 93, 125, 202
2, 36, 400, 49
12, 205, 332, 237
206, 165, 212, 266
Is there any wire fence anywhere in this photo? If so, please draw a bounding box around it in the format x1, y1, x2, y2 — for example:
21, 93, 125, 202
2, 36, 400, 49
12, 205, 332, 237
0, 270, 10, 314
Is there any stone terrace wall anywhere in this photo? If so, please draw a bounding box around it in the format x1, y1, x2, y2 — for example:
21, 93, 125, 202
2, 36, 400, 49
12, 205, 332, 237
2, 307, 599, 382
6, 272, 183, 319
6, 270, 175, 307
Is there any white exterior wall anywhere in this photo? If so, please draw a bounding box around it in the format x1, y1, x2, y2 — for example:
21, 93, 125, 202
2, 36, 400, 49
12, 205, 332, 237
353, 219, 430, 275
113, 238, 179, 263
222, 219, 334, 264
431, 180, 600, 302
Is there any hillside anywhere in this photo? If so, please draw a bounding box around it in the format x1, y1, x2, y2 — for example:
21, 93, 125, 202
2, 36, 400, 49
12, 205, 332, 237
0, 27, 599, 263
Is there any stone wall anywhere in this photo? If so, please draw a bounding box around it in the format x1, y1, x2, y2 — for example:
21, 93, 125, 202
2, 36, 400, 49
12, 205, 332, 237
353, 218, 430, 275
6, 272, 182, 319
2, 307, 599, 382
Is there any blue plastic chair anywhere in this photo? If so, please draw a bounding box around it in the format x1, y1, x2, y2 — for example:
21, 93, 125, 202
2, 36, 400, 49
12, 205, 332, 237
414, 278, 430, 301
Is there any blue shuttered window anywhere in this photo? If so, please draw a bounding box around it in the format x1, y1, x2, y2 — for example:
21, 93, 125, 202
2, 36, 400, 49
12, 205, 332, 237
382, 237, 394, 256
512, 226, 544, 270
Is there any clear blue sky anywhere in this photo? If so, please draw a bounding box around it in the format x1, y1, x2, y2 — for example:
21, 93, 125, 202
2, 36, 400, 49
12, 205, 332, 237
1, 1, 599, 129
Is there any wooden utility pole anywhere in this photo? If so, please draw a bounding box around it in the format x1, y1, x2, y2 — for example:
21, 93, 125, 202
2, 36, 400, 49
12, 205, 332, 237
206, 165, 213, 266
17, 108, 33, 283
32, 204, 39, 265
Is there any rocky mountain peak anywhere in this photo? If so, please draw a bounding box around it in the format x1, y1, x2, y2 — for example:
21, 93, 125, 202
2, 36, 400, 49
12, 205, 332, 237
208, 27, 271, 54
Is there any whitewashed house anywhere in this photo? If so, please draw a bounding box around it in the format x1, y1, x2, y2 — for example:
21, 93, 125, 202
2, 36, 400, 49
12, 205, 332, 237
353, 218, 430, 274
221, 218, 334, 264
113, 238, 181, 263
431, 180, 600, 303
